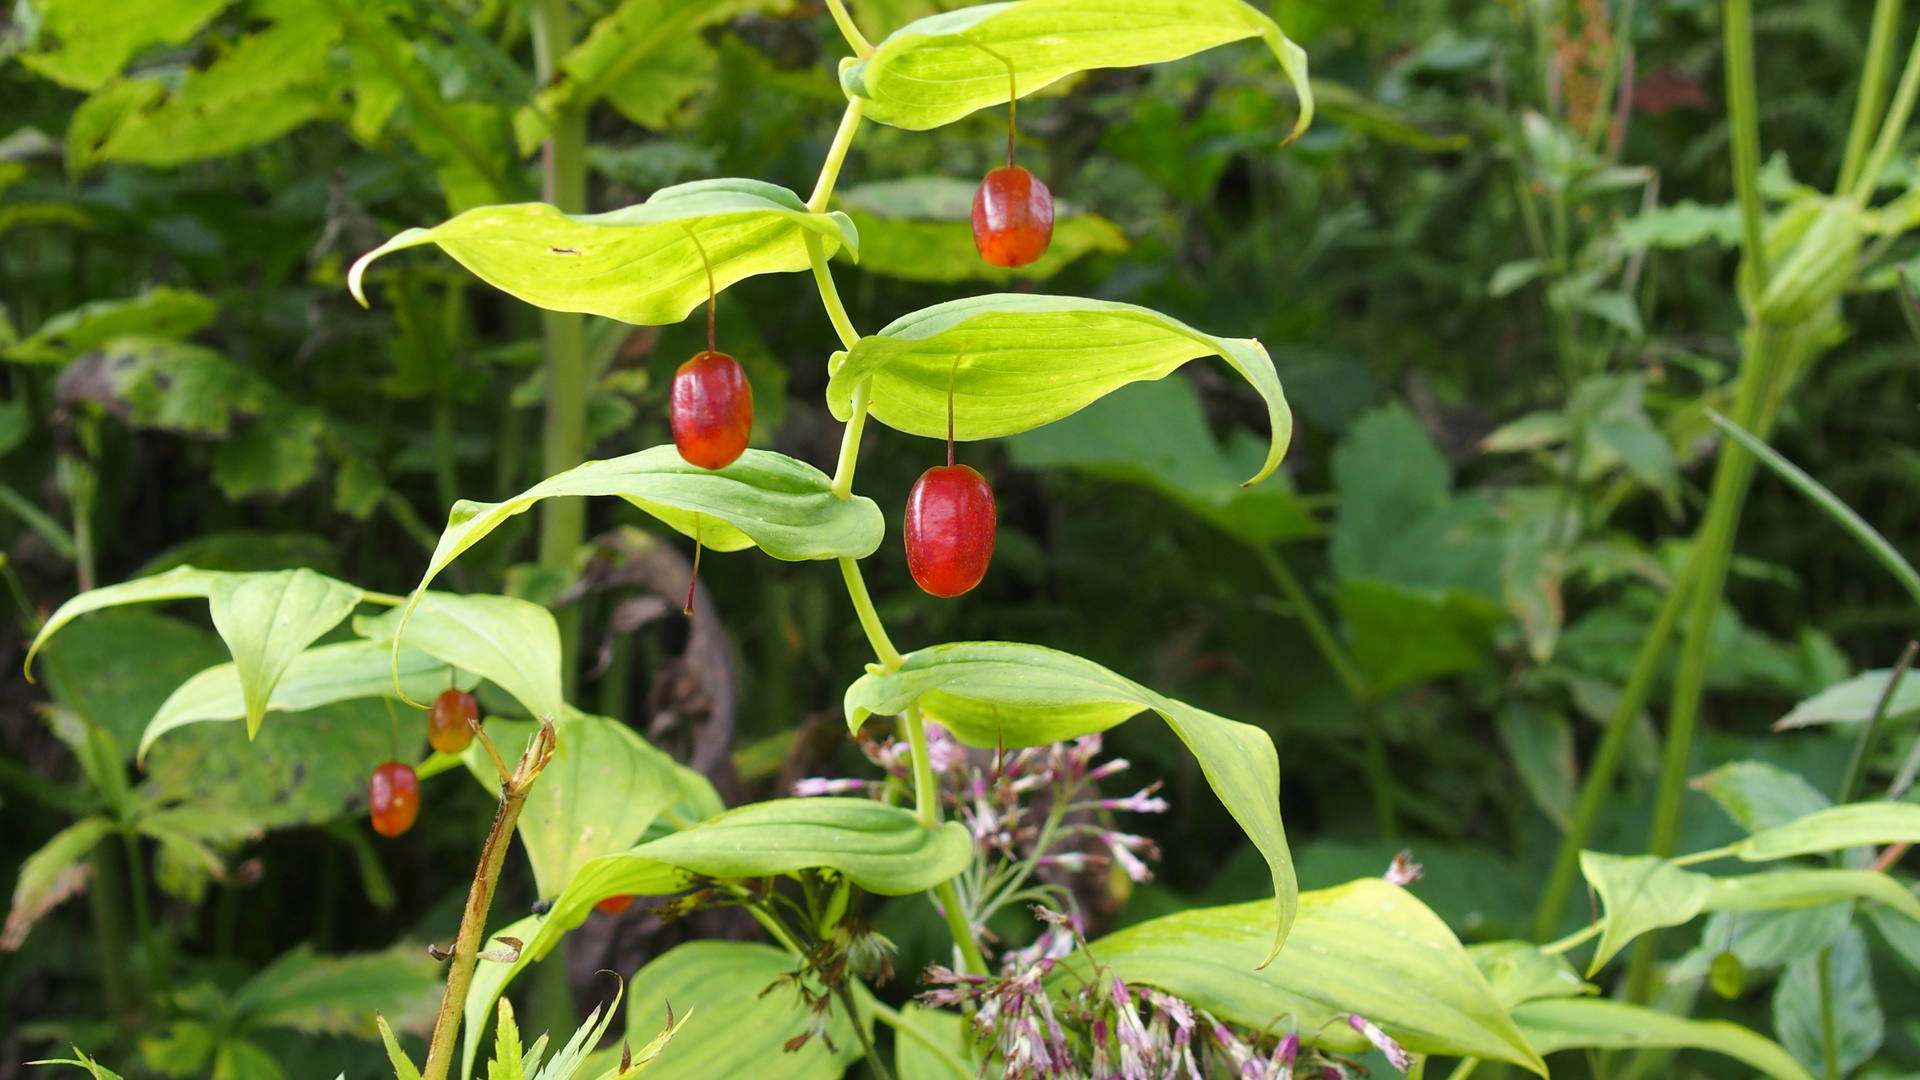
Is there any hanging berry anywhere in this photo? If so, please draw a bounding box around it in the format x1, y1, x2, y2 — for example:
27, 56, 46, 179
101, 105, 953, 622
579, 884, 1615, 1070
972, 51, 1053, 269
905, 352, 996, 597
369, 761, 420, 837
427, 687, 477, 754
670, 228, 753, 470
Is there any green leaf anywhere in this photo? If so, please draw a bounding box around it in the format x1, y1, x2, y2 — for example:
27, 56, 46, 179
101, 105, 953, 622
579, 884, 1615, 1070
1675, 903, 1852, 982
1580, 851, 1712, 975
1706, 869, 1920, 923
890, 1005, 979, 1080
1465, 942, 1594, 1009
357, 592, 564, 724
140, 642, 476, 760
1332, 404, 1503, 593
1510, 998, 1813, 1080
391, 450, 881, 648
463, 914, 554, 1080
460, 714, 685, 899
2, 287, 218, 365
638, 797, 972, 894
1773, 926, 1881, 1076
229, 943, 443, 1037
1733, 803, 1920, 861
16, 0, 231, 91
1336, 579, 1507, 693
845, 639, 1294, 960
1691, 761, 1834, 831
29, 1050, 127, 1080
35, 610, 228, 759
210, 410, 325, 499
1064, 879, 1544, 1074
623, 942, 864, 1080
348, 179, 859, 327
378, 1015, 424, 1080
842, 0, 1312, 145
1, 816, 115, 950
1777, 669, 1920, 729
29, 567, 365, 739
838, 177, 1128, 284
1494, 702, 1576, 830
53, 337, 274, 435
1007, 376, 1316, 544
827, 294, 1292, 485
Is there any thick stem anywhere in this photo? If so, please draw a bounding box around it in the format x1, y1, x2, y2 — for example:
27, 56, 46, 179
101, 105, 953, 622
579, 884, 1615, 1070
1724, 0, 1769, 294
1819, 946, 1840, 1080
935, 879, 990, 976
839, 557, 903, 671
831, 381, 872, 500
902, 702, 941, 827
88, 843, 132, 1026
1251, 544, 1369, 702
1838, 0, 1906, 193
421, 721, 557, 1080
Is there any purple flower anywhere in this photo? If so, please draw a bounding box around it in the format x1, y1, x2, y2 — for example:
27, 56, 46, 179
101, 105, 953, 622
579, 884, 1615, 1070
1382, 850, 1423, 886
1103, 831, 1159, 883
1348, 1015, 1413, 1074
790, 777, 866, 797
1099, 783, 1171, 814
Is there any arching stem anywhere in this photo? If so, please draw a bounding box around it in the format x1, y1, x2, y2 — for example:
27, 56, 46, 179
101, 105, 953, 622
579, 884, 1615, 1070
682, 225, 718, 355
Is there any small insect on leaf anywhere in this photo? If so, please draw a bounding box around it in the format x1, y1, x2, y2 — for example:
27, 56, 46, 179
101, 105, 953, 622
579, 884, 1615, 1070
549, 247, 583, 256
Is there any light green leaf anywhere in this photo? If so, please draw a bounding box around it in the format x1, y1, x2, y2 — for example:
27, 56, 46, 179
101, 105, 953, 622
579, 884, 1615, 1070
1481, 411, 1570, 453
462, 914, 551, 1080
1063, 879, 1544, 1074
140, 641, 477, 761
1757, 198, 1865, 327
1615, 199, 1742, 250
1007, 376, 1316, 544
348, 179, 858, 327
1488, 259, 1546, 298
623, 942, 864, 1080
1580, 851, 1712, 975
378, 1015, 423, 1080
844, 640, 1294, 962
827, 294, 1291, 485
838, 177, 1127, 284
890, 1005, 980, 1080
1, 816, 115, 950
1777, 669, 1920, 729
1705, 869, 1920, 924
229, 943, 442, 1037
2, 286, 218, 365
1336, 578, 1507, 693
1691, 760, 1833, 831
28, 566, 226, 670
357, 592, 564, 725
460, 714, 684, 899
1465, 941, 1594, 1009
16, 0, 232, 91
54, 338, 276, 436
1674, 903, 1852, 982
1511, 998, 1813, 1080
842, 0, 1312, 145
1773, 926, 1881, 1076
392, 450, 881, 653
1734, 803, 1920, 861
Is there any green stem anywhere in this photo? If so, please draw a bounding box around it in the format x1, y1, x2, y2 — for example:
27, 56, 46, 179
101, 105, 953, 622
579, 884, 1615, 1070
831, 380, 872, 499
1838, 0, 1906, 193
1444, 1059, 1481, 1080
88, 843, 132, 1026
1540, 921, 1603, 956
902, 702, 941, 827
1852, 20, 1920, 203
808, 101, 866, 214
1818, 946, 1840, 1080
1667, 844, 1736, 867
835, 984, 894, 1080
821, 0, 875, 58
321, 0, 514, 201
1360, 706, 1399, 840
870, 999, 975, 1078
1250, 543, 1368, 702
1724, 0, 1769, 295
839, 557, 903, 671
936, 879, 990, 975
119, 828, 166, 1005
0, 479, 76, 558
807, 233, 861, 352
1840, 641, 1918, 805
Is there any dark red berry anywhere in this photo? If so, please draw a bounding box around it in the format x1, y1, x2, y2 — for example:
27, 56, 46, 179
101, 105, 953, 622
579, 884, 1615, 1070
370, 761, 420, 837
972, 166, 1053, 268
905, 464, 996, 598
595, 895, 635, 915
671, 351, 753, 470
427, 688, 477, 754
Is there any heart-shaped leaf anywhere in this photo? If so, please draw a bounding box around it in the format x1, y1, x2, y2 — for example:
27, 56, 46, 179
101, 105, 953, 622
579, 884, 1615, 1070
28, 566, 365, 740
139, 641, 477, 761
1512, 998, 1813, 1080
356, 592, 565, 723
826, 294, 1292, 486
841, 0, 1312, 145
844, 640, 1293, 961
1059, 879, 1544, 1074
348, 179, 858, 327
1733, 803, 1920, 860
1580, 851, 1711, 975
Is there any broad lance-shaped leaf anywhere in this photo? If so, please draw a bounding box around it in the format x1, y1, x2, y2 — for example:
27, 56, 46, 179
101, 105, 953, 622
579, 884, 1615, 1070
1466, 942, 1594, 1009
1734, 803, 1920, 860
348, 178, 858, 327
624, 942, 864, 1080
828, 294, 1292, 485
356, 592, 564, 724
1514, 999, 1813, 1080
841, 0, 1312, 145
3, 816, 116, 950
139, 641, 480, 761
27, 566, 364, 739
1055, 880, 1544, 1074
459, 798, 966, 1077
845, 640, 1294, 961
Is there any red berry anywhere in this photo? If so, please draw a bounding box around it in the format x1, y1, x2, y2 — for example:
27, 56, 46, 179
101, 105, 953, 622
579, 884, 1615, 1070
595, 895, 635, 915
369, 761, 420, 837
427, 688, 477, 754
972, 166, 1053, 268
671, 351, 753, 470
905, 464, 996, 598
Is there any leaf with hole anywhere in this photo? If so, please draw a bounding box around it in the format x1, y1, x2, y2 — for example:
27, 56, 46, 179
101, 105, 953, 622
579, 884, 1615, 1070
1579, 851, 1712, 975
348, 179, 859, 327
845, 639, 1293, 961
827, 294, 1291, 484
841, 0, 1311, 144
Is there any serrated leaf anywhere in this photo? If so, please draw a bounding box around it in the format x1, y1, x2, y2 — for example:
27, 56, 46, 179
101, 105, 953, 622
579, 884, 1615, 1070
140, 641, 478, 761
842, 0, 1311, 145
844, 640, 1293, 962
1580, 851, 1712, 975
1733, 803, 1920, 861
1511, 998, 1813, 1080
1062, 880, 1544, 1074
348, 179, 858, 327
357, 592, 564, 725
827, 294, 1291, 485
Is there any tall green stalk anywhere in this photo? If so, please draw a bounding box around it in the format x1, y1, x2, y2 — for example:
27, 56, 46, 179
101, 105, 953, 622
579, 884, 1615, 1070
1837, 0, 1906, 193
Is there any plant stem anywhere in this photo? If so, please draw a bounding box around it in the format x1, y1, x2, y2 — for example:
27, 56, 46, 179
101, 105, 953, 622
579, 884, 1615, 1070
56, 453, 95, 592
1837, 0, 1906, 193
1851, 19, 1920, 203
1360, 707, 1399, 840
835, 984, 894, 1080
869, 999, 975, 1078
831, 380, 873, 499
902, 702, 941, 827
936, 879, 990, 975
839, 557, 903, 671
809, 101, 866, 214
1818, 945, 1840, 1080
422, 720, 557, 1080
1444, 1059, 1481, 1080
807, 234, 861, 352
1840, 641, 1918, 805
1531, 561, 1692, 942
1540, 920, 1603, 956
88, 843, 132, 1026
1250, 543, 1368, 702
821, 0, 875, 58
118, 829, 166, 1004
1723, 0, 1769, 295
